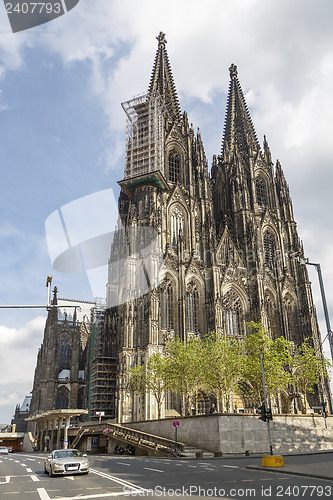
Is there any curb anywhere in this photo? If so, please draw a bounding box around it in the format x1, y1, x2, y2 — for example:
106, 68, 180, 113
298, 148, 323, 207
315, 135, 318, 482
246, 465, 333, 482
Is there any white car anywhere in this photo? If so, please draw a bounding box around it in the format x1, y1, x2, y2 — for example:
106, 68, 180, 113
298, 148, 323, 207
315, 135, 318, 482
0, 446, 8, 455
44, 449, 89, 476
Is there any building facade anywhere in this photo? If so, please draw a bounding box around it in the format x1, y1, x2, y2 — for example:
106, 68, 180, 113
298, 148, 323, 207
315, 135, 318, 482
29, 289, 95, 422
106, 33, 326, 422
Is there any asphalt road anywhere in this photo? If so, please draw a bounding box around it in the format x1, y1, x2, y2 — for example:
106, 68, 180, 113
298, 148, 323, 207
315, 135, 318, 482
0, 452, 333, 499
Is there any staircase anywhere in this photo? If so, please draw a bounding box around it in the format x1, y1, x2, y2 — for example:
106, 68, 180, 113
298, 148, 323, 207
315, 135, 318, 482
181, 445, 214, 458
71, 421, 215, 458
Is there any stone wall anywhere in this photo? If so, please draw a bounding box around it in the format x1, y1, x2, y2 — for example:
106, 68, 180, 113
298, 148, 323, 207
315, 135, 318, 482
126, 414, 333, 455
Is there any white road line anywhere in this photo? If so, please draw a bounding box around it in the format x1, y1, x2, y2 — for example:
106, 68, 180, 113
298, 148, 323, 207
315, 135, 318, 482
37, 489, 50, 500
188, 465, 197, 468
14, 460, 19, 463
26, 468, 33, 472
116, 462, 130, 466
38, 489, 134, 500
0, 476, 11, 484
90, 468, 147, 492
30, 475, 40, 482
21, 463, 27, 467
222, 464, 239, 468
143, 467, 164, 473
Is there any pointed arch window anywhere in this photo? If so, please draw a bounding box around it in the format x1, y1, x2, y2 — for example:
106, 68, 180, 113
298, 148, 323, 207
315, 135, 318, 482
58, 332, 71, 370
256, 177, 268, 208
56, 386, 69, 410
266, 294, 279, 340
264, 231, 275, 270
77, 387, 85, 410
170, 207, 184, 249
284, 296, 299, 343
223, 290, 244, 337
187, 283, 198, 332
161, 281, 174, 330
169, 151, 180, 183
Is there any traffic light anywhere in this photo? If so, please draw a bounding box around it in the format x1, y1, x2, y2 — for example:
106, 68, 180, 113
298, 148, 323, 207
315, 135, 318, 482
257, 404, 267, 422
265, 408, 273, 421
257, 404, 273, 422
321, 401, 328, 419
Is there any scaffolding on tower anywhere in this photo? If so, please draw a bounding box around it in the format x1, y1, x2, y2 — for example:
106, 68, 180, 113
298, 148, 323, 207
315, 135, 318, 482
119, 91, 169, 197
88, 298, 116, 421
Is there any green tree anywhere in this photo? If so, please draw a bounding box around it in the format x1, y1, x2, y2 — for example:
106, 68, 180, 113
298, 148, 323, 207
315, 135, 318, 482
241, 321, 292, 404
286, 338, 331, 412
165, 337, 203, 416
129, 352, 169, 419
201, 332, 244, 412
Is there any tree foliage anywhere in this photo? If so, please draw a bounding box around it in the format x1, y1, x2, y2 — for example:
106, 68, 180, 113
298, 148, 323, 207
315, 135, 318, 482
128, 321, 331, 417
241, 321, 292, 404
201, 332, 244, 411
129, 352, 169, 419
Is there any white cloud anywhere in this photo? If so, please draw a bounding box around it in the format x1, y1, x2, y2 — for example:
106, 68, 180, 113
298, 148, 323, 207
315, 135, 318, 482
0, 316, 45, 423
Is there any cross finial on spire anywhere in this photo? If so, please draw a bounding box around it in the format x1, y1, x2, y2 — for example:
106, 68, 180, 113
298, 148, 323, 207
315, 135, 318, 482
229, 63, 238, 79
157, 31, 167, 46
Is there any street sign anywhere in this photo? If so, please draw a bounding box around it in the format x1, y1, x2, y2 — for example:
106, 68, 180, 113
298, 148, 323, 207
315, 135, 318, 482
172, 420, 180, 427
104, 428, 111, 434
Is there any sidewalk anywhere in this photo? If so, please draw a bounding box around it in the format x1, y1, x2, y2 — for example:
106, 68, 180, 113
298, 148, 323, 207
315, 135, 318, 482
247, 456, 333, 481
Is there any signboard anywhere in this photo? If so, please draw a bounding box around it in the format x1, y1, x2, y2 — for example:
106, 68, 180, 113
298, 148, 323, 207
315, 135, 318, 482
91, 437, 99, 448
104, 428, 111, 434
87, 436, 91, 451
172, 420, 180, 427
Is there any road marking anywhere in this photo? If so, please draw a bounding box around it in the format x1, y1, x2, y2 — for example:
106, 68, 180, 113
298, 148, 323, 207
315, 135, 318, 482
21, 463, 27, 467
30, 475, 40, 482
38, 490, 138, 500
90, 468, 147, 492
222, 465, 239, 468
14, 460, 19, 463
116, 462, 130, 466
188, 465, 197, 468
0, 476, 11, 484
37, 489, 50, 500
26, 468, 33, 473
64, 476, 74, 480
143, 467, 164, 473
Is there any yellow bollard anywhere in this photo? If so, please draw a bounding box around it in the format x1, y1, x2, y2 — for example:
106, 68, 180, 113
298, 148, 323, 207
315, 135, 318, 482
262, 455, 284, 467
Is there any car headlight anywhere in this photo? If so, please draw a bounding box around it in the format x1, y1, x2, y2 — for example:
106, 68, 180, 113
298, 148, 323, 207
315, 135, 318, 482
53, 462, 63, 467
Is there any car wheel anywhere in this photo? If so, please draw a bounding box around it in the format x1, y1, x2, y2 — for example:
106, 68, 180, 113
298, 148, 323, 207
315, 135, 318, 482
44, 466, 48, 474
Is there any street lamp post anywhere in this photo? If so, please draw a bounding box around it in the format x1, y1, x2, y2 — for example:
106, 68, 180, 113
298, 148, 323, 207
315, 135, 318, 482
306, 260, 333, 365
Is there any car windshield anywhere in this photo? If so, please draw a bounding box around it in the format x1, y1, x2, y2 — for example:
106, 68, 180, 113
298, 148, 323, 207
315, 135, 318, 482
53, 450, 82, 459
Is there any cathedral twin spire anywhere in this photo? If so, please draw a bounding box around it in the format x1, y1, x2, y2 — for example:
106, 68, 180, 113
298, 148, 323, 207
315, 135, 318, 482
148, 32, 181, 122
222, 64, 261, 161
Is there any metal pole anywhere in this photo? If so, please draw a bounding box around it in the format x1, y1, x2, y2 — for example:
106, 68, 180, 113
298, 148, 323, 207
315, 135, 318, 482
175, 426, 178, 453
0, 304, 78, 309
260, 353, 273, 455
307, 262, 333, 364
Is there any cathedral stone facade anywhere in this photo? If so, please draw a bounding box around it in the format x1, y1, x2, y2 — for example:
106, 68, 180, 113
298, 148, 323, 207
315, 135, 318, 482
106, 33, 326, 422
29, 33, 328, 426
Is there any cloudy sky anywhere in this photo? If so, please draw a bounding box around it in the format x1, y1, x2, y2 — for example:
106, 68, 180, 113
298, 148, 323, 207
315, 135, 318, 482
0, 0, 333, 424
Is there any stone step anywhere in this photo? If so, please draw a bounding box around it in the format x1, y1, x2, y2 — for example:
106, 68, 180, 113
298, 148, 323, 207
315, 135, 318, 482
181, 445, 215, 458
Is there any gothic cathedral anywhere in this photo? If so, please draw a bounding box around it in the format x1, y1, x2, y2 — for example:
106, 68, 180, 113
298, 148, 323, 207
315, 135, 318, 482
104, 33, 324, 422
